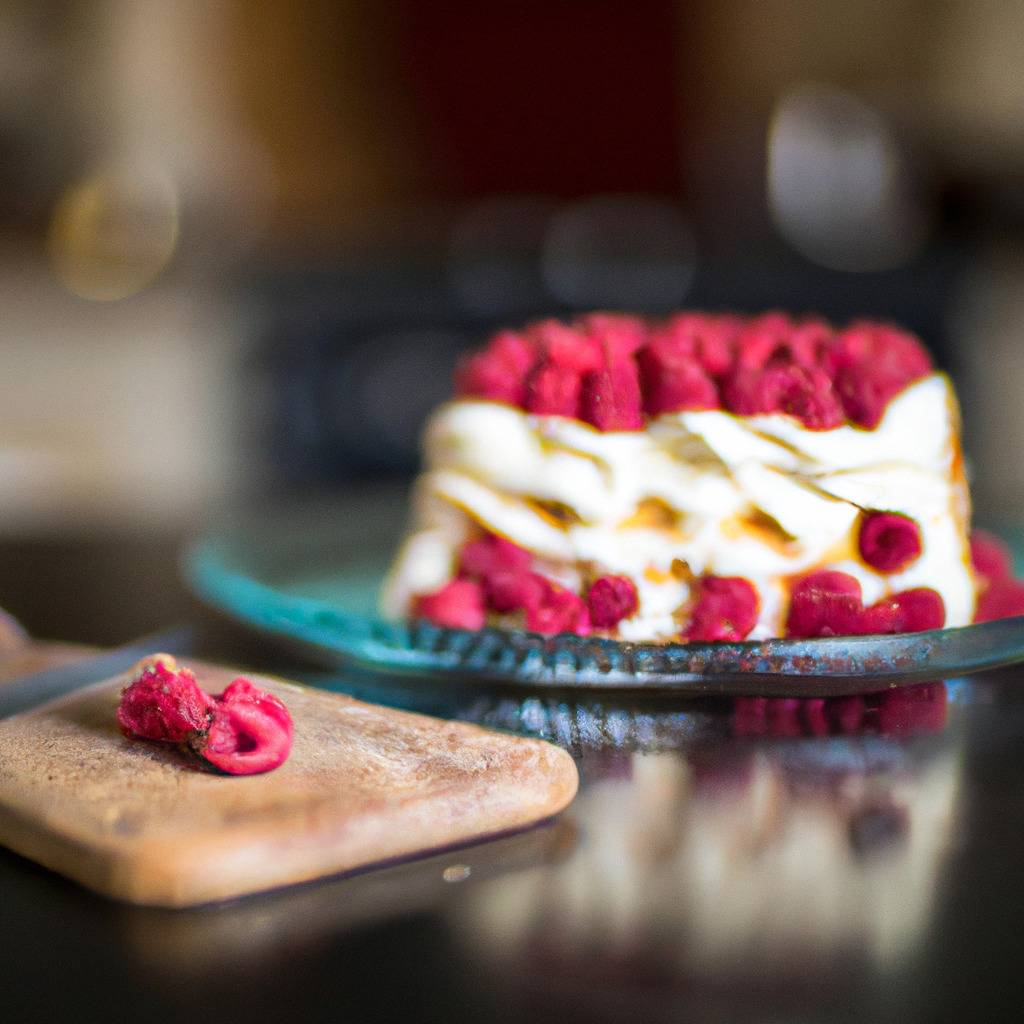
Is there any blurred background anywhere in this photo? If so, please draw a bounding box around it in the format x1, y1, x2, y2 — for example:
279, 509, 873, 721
2, 0, 1024, 642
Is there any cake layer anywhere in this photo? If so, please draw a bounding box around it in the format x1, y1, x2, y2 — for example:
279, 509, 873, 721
383, 372, 975, 640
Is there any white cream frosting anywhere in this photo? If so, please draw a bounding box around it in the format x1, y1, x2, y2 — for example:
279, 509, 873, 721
382, 373, 975, 639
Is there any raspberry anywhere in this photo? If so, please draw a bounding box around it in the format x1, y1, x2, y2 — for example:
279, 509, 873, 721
199, 694, 294, 776
454, 330, 536, 406
734, 312, 798, 370
117, 658, 294, 776
525, 361, 582, 417
117, 657, 214, 743
859, 512, 923, 573
685, 576, 759, 642
414, 579, 486, 630
637, 347, 720, 414
975, 578, 1024, 622
485, 569, 547, 614
577, 311, 648, 362
829, 695, 865, 734
876, 682, 947, 735
724, 364, 844, 430
525, 582, 591, 636
824, 322, 932, 428
861, 588, 946, 634
458, 534, 532, 580
586, 574, 640, 629
529, 318, 603, 372
970, 529, 1013, 582
580, 359, 644, 431
785, 571, 864, 638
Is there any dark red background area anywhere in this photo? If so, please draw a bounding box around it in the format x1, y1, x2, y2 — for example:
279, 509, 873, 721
396, 0, 682, 198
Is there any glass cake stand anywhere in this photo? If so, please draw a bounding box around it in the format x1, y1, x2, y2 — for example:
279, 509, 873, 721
183, 490, 1024, 698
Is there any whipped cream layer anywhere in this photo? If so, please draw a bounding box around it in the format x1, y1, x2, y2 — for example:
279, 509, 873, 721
383, 373, 975, 640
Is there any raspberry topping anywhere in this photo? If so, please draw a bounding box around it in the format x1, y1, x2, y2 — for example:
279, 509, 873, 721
117, 656, 294, 776
580, 359, 644, 431
859, 512, 923, 573
525, 582, 591, 636
587, 575, 640, 629
454, 330, 536, 406
577, 312, 648, 362
786, 571, 945, 637
637, 348, 720, 414
860, 588, 946, 634
785, 571, 864, 638
526, 361, 583, 417
970, 529, 1014, 582
723, 364, 845, 430
969, 528, 1024, 622
685, 576, 759, 642
975, 578, 1024, 623
458, 533, 532, 580
824, 322, 932, 428
484, 569, 547, 614
414, 579, 487, 630
455, 311, 932, 432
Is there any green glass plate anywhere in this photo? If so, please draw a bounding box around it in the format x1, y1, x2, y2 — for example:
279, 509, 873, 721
182, 493, 1024, 697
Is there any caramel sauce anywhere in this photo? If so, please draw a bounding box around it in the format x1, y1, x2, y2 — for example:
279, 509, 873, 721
721, 508, 799, 556
525, 498, 582, 530
618, 498, 685, 538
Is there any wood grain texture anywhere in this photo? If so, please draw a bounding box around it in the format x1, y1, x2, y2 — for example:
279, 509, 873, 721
0, 663, 578, 907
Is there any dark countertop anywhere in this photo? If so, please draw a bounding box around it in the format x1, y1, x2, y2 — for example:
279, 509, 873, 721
1, 542, 1022, 1023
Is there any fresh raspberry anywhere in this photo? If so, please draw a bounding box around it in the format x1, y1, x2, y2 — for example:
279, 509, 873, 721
199, 694, 294, 776
823, 322, 932, 428
525, 582, 591, 636
525, 361, 582, 417
414, 579, 486, 630
117, 658, 214, 743
637, 347, 720, 414
785, 571, 864, 638
975, 578, 1024, 622
454, 330, 536, 406
733, 312, 798, 370
577, 312, 648, 362
644, 312, 739, 380
784, 319, 834, 369
117, 659, 294, 776
970, 529, 1014, 582
484, 569, 547, 614
529, 318, 603, 372
861, 588, 946, 634
685, 576, 759, 642
724, 364, 844, 430
859, 512, 923, 573
580, 359, 644, 431
458, 534, 532, 580
218, 678, 294, 735
587, 574, 640, 629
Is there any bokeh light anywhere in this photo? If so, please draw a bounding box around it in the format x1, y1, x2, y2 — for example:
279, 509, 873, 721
48, 160, 179, 301
767, 84, 931, 272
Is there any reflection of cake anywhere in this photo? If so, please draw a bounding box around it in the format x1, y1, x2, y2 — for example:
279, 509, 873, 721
384, 312, 1018, 642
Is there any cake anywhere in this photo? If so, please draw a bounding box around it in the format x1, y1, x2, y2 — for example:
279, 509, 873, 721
382, 311, 1024, 642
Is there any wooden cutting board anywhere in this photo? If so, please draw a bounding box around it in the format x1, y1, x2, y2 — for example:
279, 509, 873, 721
0, 661, 578, 907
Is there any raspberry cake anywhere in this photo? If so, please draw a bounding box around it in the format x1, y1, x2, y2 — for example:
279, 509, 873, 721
382, 311, 1024, 643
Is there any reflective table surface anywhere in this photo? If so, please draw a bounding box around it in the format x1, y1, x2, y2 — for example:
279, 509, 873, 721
3, 618, 1022, 1023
